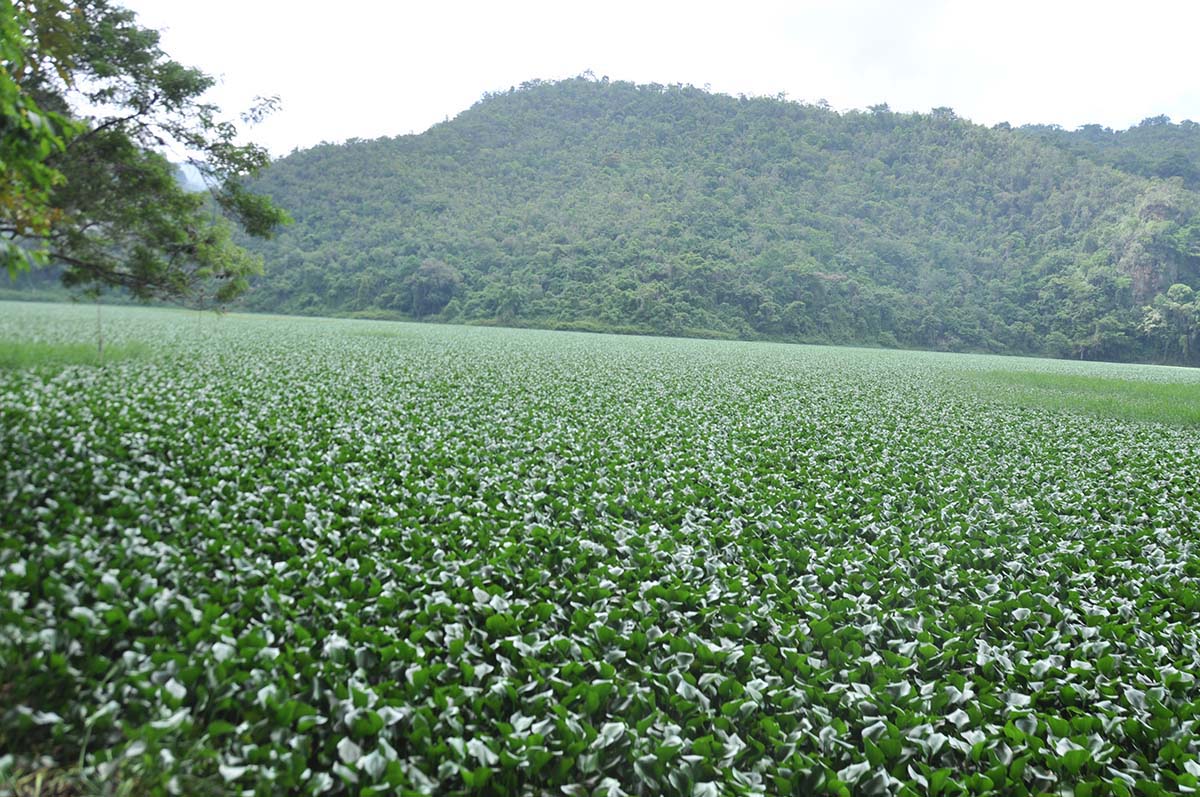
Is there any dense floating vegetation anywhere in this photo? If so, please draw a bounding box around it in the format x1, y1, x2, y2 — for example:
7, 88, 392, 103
2, 302, 1200, 796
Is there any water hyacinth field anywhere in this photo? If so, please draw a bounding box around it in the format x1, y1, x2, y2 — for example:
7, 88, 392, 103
3, 301, 1200, 797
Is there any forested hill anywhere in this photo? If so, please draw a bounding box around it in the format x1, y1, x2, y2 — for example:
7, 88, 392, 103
239, 77, 1200, 363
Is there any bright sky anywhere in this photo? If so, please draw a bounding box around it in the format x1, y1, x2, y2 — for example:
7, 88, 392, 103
123, 0, 1200, 157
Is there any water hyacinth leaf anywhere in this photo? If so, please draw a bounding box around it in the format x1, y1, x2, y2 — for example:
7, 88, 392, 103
350, 710, 384, 738
929, 768, 954, 795
207, 721, 237, 737
164, 679, 186, 702
218, 764, 247, 782
467, 738, 498, 767
592, 721, 626, 749
839, 761, 871, 785
592, 777, 626, 797
358, 750, 389, 779
337, 737, 363, 765
148, 709, 189, 731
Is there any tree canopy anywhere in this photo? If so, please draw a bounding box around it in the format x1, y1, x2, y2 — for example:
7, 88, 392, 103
0, 0, 288, 302
0, 0, 76, 275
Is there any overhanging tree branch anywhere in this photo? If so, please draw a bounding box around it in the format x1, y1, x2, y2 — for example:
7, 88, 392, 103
3, 0, 289, 300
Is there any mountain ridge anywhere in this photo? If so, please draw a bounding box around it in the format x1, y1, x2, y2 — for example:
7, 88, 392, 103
233, 78, 1200, 363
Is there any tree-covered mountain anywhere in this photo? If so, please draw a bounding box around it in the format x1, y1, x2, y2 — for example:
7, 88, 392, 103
236, 78, 1200, 362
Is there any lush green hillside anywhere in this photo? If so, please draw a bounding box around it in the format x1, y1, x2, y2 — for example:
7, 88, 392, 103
246, 79, 1197, 362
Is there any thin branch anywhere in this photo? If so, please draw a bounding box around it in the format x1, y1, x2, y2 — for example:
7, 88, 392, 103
67, 92, 161, 146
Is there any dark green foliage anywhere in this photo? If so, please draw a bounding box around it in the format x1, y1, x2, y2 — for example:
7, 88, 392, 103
238, 77, 1200, 363
0, 0, 77, 276
2, 0, 288, 303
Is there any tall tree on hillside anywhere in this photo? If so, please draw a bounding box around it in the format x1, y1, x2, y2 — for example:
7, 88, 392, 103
1161, 283, 1197, 359
406, 259, 462, 317
1, 0, 288, 302
1141, 283, 1199, 359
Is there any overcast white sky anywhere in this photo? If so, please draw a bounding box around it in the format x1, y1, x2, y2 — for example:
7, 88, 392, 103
123, 0, 1200, 157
